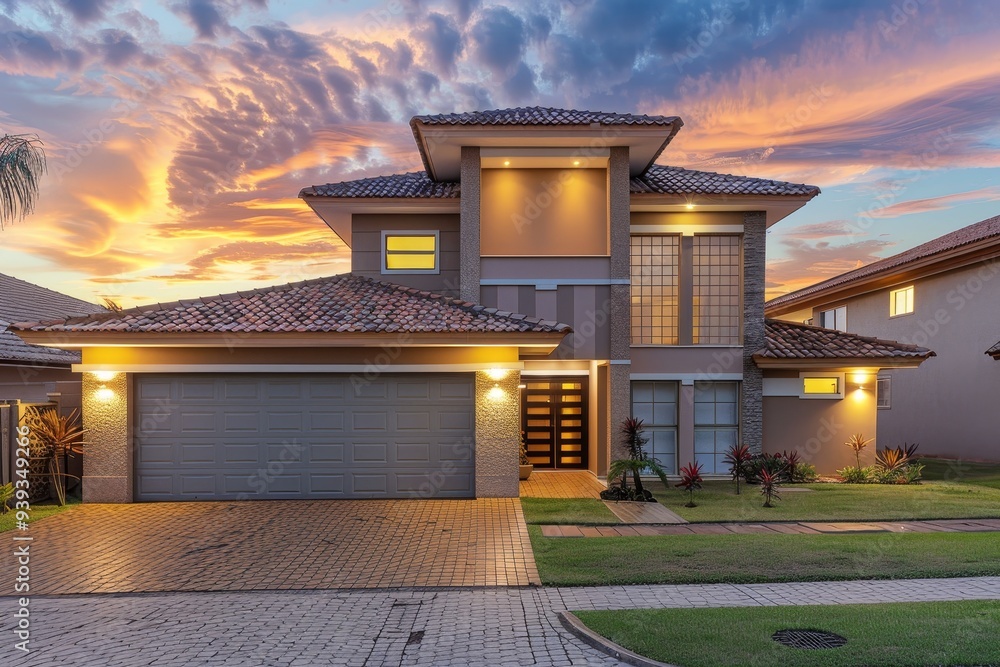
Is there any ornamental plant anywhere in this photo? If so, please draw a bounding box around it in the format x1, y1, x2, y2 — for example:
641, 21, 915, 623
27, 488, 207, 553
845, 433, 874, 469
760, 468, 782, 508
24, 407, 85, 506
675, 462, 704, 508
601, 418, 670, 502
723, 443, 753, 495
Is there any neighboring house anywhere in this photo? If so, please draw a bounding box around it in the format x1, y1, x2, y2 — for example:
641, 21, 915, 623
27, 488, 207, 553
0, 272, 106, 408
12, 107, 932, 503
767, 213, 1000, 461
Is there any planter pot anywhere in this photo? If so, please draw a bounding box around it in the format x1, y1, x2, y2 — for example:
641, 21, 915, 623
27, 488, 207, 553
519, 464, 534, 480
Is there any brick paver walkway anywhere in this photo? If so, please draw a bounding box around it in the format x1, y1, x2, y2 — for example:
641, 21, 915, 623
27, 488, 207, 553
520, 470, 606, 498
1, 499, 540, 593
541, 517, 1000, 537
5, 578, 999, 666
602, 500, 687, 524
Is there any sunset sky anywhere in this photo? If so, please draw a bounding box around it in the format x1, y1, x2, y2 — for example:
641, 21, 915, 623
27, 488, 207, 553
1, 0, 999, 307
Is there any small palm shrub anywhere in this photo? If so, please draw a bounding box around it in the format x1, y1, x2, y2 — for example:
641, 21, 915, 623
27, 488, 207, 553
723, 443, 753, 494
25, 407, 85, 506
872, 443, 923, 484
601, 418, 670, 502
676, 462, 704, 507
759, 468, 782, 507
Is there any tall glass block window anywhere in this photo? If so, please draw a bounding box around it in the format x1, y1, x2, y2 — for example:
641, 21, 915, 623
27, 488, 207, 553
693, 381, 740, 474
692, 235, 742, 344
630, 381, 678, 474
631, 235, 680, 345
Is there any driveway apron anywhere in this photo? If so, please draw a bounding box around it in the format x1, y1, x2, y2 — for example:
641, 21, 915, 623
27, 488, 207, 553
2, 499, 540, 594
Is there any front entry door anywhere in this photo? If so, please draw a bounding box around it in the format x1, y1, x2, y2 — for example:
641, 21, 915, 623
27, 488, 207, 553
521, 377, 588, 469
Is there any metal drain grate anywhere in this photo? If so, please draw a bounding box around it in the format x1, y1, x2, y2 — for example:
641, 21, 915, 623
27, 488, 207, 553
772, 629, 847, 650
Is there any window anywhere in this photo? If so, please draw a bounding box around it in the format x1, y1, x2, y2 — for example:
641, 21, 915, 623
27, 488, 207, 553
818, 306, 847, 332
693, 381, 739, 474
877, 376, 891, 409
630, 235, 680, 344
890, 286, 914, 317
631, 381, 678, 474
799, 372, 845, 399
692, 235, 742, 344
381, 231, 439, 274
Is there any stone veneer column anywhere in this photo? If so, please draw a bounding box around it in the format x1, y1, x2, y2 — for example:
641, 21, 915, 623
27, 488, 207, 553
474, 369, 520, 497
608, 146, 632, 461
459, 146, 481, 304
742, 211, 767, 454
81, 371, 132, 502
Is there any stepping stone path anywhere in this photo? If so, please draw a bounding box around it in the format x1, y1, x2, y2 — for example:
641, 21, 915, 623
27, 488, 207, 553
540, 518, 1000, 538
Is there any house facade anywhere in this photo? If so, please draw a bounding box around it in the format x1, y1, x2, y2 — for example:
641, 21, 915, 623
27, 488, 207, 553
766, 214, 1000, 461
13, 107, 934, 502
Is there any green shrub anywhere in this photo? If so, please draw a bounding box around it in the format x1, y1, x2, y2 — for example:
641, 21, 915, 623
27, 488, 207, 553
838, 465, 874, 484
790, 462, 818, 483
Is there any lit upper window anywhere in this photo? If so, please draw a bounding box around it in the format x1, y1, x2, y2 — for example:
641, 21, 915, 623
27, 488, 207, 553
382, 232, 439, 274
889, 286, 914, 317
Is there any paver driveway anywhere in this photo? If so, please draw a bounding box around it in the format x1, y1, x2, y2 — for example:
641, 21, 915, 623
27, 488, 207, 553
3, 499, 539, 594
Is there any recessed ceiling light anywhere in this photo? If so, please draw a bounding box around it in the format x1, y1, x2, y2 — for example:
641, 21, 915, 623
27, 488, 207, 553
686, 203, 695, 210
573, 160, 580, 166
503, 160, 510, 166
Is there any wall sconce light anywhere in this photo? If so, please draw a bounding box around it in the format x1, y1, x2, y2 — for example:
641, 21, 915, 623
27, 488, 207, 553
93, 370, 118, 382
852, 373, 869, 391
95, 386, 115, 402
485, 368, 508, 381
487, 384, 505, 401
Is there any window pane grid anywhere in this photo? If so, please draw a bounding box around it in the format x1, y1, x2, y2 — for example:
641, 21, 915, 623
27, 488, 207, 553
630, 235, 679, 345
692, 235, 741, 344
631, 380, 678, 474
693, 380, 739, 474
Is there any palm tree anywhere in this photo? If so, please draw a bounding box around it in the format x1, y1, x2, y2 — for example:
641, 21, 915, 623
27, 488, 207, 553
0, 133, 46, 229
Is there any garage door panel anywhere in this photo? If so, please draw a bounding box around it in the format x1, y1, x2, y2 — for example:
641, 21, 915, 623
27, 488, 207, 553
135, 374, 475, 501
396, 411, 431, 431
396, 442, 431, 463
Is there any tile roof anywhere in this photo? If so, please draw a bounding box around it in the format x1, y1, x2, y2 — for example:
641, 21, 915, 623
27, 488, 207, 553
0, 330, 80, 366
0, 273, 105, 365
302, 165, 819, 200
13, 274, 572, 336
987, 340, 1000, 359
410, 107, 681, 128
757, 319, 935, 361
300, 171, 459, 199
0, 273, 106, 326
632, 164, 819, 197
768, 213, 1000, 310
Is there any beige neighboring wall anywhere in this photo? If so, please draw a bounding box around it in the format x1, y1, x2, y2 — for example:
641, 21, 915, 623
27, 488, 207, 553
480, 168, 609, 257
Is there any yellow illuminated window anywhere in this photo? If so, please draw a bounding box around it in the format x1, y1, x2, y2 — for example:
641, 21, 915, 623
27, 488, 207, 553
383, 232, 438, 273
803, 377, 839, 395
890, 286, 914, 316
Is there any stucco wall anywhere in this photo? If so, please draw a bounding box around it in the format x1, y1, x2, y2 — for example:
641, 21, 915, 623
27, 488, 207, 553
480, 168, 609, 257
809, 258, 1000, 459
81, 371, 132, 502
474, 369, 520, 497
763, 387, 878, 474
351, 214, 461, 295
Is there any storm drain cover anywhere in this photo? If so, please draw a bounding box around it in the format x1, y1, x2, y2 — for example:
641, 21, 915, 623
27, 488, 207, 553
772, 629, 847, 650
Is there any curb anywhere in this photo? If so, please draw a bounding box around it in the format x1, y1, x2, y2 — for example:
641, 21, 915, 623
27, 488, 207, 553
557, 611, 678, 667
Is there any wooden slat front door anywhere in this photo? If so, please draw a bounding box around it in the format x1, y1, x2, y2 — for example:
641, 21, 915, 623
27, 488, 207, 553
521, 377, 588, 469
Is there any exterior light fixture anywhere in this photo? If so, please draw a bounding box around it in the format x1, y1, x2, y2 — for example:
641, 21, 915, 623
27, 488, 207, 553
487, 384, 505, 401
95, 386, 115, 402
485, 368, 508, 381
685, 203, 695, 210
852, 373, 869, 390
572, 160, 581, 166
503, 160, 511, 167
93, 370, 118, 381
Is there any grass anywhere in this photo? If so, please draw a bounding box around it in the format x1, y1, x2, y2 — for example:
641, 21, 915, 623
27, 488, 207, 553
574, 600, 1000, 667
0, 495, 79, 533
920, 457, 1000, 489
520, 498, 619, 525
650, 479, 1000, 523
528, 528, 1000, 586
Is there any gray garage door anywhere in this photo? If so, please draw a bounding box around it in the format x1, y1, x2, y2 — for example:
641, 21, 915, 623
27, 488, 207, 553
134, 374, 475, 501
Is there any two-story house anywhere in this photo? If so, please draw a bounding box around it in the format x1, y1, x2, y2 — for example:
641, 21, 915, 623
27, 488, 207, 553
13, 107, 934, 502
767, 213, 1000, 462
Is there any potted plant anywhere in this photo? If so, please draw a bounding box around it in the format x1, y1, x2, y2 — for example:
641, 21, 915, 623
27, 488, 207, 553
519, 430, 533, 480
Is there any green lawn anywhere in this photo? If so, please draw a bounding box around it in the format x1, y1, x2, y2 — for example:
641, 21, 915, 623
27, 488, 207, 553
574, 601, 1000, 667
0, 496, 79, 533
520, 498, 619, 525
652, 479, 1000, 523
920, 457, 1000, 489
528, 528, 1000, 586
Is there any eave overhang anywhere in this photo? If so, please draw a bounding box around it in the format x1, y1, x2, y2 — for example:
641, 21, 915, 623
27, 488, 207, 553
299, 197, 460, 248
631, 193, 820, 228
752, 355, 934, 370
